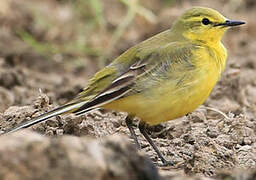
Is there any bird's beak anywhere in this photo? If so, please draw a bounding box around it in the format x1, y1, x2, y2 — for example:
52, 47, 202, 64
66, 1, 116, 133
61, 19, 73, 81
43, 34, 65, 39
214, 20, 246, 27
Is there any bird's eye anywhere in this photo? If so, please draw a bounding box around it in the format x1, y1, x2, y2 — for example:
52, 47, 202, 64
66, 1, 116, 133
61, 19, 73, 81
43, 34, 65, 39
202, 18, 211, 25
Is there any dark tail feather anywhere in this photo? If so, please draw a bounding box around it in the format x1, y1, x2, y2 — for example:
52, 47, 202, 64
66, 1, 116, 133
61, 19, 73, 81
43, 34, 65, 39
2, 101, 87, 135
2, 72, 134, 135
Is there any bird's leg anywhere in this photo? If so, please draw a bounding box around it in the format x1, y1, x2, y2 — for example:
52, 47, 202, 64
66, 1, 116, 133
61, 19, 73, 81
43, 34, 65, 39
125, 115, 141, 149
138, 121, 174, 166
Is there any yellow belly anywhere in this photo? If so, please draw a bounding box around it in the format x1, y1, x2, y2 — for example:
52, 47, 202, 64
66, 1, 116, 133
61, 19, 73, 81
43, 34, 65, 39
103, 68, 219, 125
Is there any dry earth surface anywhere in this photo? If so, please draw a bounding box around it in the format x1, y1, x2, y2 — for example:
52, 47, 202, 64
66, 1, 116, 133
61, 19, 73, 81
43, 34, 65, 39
0, 0, 256, 179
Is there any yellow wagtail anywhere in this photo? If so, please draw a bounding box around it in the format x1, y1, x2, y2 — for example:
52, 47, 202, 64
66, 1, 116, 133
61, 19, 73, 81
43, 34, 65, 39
2, 7, 245, 165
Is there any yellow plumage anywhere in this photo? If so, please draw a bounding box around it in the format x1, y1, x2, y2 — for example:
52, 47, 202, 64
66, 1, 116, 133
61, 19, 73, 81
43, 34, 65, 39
103, 40, 227, 125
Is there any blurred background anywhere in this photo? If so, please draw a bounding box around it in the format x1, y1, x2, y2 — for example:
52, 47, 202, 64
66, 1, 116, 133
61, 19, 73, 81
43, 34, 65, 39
0, 0, 255, 112
0, 1, 256, 177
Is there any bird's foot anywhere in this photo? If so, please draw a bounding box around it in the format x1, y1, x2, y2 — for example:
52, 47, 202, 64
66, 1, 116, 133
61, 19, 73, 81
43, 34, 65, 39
158, 158, 175, 167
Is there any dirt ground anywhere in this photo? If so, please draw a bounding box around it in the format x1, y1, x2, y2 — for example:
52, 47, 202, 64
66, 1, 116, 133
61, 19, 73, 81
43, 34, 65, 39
0, 0, 256, 179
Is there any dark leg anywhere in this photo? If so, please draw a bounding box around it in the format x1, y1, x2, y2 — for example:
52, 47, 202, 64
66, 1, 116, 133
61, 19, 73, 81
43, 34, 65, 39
138, 121, 173, 166
125, 115, 141, 149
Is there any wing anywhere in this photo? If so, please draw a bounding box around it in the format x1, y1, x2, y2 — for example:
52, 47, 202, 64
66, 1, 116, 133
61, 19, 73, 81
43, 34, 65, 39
74, 29, 174, 102
127, 43, 196, 95
71, 40, 196, 115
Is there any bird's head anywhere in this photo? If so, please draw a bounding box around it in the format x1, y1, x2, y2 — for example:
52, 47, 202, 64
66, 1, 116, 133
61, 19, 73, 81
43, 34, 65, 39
172, 7, 245, 44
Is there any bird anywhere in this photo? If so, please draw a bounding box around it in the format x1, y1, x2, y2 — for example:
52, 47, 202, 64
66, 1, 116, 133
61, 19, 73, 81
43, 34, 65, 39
2, 7, 245, 166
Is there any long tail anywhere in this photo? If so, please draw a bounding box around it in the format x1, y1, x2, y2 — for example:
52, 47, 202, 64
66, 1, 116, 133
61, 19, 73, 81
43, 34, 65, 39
2, 101, 87, 135
2, 68, 135, 135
